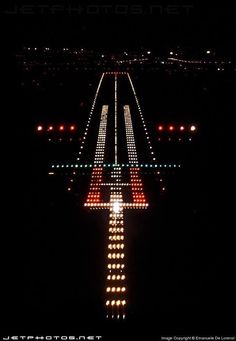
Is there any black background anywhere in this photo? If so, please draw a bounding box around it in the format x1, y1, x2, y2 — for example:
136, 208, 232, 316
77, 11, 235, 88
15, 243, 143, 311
2, 1, 235, 339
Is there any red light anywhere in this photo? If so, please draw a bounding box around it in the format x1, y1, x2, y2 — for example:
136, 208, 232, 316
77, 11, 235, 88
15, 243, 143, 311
169, 125, 174, 131
48, 126, 53, 131
180, 126, 185, 131
70, 125, 75, 131
37, 125, 43, 131
157, 125, 163, 131
59, 125, 64, 131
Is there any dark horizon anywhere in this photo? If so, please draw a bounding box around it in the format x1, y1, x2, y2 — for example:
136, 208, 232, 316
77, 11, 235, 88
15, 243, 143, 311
3, 2, 236, 54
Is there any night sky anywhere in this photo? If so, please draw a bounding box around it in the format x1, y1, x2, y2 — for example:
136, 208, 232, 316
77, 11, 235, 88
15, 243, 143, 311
2, 1, 236, 52
2, 1, 235, 340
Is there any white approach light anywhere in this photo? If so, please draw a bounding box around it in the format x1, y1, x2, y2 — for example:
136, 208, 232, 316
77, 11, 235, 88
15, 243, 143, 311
112, 201, 121, 213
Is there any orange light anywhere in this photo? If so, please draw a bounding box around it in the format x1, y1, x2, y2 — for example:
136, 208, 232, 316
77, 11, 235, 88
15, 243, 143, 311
158, 125, 163, 131
48, 126, 53, 131
169, 125, 174, 131
59, 125, 64, 131
70, 125, 75, 131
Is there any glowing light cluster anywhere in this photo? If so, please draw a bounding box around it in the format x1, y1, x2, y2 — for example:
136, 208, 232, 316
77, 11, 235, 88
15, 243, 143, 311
94, 105, 109, 164
106, 287, 126, 292
36, 124, 76, 132
109, 235, 124, 241
124, 105, 148, 205
83, 74, 164, 320
156, 124, 197, 132
76, 73, 105, 163
104, 72, 127, 75
47, 72, 183, 320
105, 300, 126, 306
105, 166, 127, 320
124, 105, 138, 164
107, 274, 126, 280
108, 264, 125, 269
51, 163, 181, 169
127, 73, 156, 162
108, 244, 125, 250
85, 168, 103, 206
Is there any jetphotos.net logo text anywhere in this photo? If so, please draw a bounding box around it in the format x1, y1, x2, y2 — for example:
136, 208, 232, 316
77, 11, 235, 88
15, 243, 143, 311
4, 4, 194, 16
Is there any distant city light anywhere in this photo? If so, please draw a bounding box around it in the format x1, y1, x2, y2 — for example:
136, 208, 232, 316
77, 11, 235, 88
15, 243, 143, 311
70, 125, 76, 131
190, 125, 196, 132
180, 126, 185, 131
169, 125, 174, 131
206, 50, 211, 54
170, 51, 174, 55
48, 126, 53, 131
59, 125, 64, 131
158, 125, 163, 131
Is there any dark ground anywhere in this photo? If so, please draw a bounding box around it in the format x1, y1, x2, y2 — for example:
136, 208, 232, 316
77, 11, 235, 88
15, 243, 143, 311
2, 1, 235, 339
